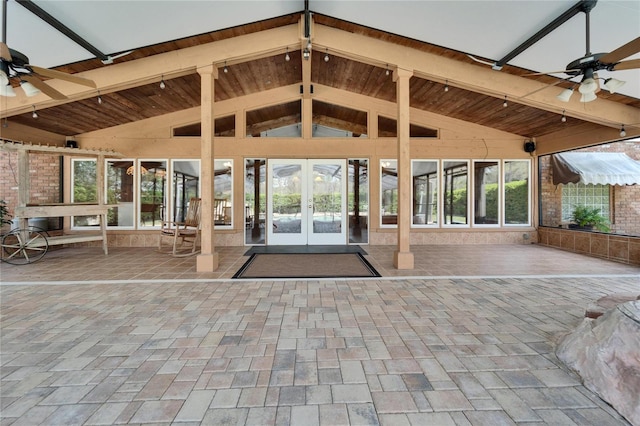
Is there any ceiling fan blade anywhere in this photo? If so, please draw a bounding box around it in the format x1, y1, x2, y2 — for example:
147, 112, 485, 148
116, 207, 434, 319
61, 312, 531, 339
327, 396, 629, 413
599, 37, 640, 64
610, 58, 640, 71
0, 42, 12, 61
29, 65, 96, 88
524, 69, 579, 76
22, 75, 68, 100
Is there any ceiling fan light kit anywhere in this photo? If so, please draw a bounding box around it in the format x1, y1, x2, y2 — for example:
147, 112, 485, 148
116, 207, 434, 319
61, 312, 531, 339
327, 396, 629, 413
580, 91, 597, 103
20, 80, 40, 97
557, 87, 574, 102
0, 82, 15, 96
603, 78, 625, 94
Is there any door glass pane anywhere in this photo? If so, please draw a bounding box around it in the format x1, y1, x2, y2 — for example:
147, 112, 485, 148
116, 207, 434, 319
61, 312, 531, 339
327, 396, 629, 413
349, 159, 368, 244
245, 159, 266, 245
473, 161, 499, 225
106, 160, 134, 227
272, 163, 302, 234
312, 163, 342, 234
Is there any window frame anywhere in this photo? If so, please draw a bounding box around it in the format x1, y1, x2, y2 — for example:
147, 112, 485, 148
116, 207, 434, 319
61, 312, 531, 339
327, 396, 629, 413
441, 159, 470, 228
214, 159, 234, 229
137, 159, 168, 229
379, 159, 398, 228
472, 159, 501, 228
105, 158, 135, 229
70, 157, 99, 230
502, 159, 531, 227
411, 159, 439, 228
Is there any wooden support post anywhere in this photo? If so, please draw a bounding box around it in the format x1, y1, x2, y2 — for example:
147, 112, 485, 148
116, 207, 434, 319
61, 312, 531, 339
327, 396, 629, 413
197, 65, 220, 272
393, 68, 414, 270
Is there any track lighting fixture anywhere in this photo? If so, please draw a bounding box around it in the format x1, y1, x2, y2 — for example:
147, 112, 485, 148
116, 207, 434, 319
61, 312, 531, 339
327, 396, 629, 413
620, 125, 626, 137
159, 76, 166, 89
324, 49, 329, 62
561, 110, 566, 122
503, 96, 508, 108
31, 105, 38, 119
20, 80, 40, 97
444, 80, 449, 92
285, 48, 290, 62
223, 61, 228, 73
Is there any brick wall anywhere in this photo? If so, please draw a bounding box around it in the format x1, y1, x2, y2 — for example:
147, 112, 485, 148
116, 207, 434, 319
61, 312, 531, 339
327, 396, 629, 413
540, 141, 640, 236
0, 151, 61, 228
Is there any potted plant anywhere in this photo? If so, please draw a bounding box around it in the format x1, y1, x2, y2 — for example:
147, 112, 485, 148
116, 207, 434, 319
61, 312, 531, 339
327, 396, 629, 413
0, 200, 12, 232
570, 205, 610, 232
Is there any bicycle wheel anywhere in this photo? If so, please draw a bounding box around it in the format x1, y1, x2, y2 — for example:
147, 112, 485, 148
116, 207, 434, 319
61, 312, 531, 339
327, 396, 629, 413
1, 229, 49, 265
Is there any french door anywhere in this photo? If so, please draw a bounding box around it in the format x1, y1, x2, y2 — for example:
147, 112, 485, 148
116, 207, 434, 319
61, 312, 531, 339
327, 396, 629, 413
267, 159, 347, 245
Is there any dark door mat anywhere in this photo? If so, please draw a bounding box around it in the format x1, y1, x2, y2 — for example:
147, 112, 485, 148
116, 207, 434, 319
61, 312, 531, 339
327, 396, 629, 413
233, 252, 380, 279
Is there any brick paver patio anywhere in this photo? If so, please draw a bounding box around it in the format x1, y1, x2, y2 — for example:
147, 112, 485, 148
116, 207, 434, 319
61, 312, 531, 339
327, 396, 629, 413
1, 245, 638, 425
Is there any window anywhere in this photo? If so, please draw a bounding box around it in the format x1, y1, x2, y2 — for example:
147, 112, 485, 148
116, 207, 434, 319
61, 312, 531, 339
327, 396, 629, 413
214, 159, 233, 228
172, 160, 200, 223
561, 183, 609, 222
504, 160, 530, 225
473, 161, 499, 225
349, 159, 368, 243
443, 161, 469, 226
71, 158, 98, 228
380, 160, 397, 226
412, 160, 438, 226
106, 159, 134, 228
138, 160, 167, 228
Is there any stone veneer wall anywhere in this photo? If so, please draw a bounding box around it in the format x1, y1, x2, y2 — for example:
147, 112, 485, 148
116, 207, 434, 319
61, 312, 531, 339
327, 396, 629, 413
538, 226, 640, 266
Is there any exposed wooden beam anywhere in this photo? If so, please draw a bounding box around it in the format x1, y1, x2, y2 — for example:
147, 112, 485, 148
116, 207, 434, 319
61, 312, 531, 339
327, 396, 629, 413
312, 24, 639, 131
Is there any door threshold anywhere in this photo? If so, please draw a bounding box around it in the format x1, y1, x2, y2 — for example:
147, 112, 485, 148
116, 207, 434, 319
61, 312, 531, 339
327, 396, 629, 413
244, 245, 366, 255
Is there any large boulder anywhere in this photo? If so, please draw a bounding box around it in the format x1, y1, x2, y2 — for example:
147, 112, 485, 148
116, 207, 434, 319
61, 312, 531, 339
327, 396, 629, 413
557, 300, 640, 426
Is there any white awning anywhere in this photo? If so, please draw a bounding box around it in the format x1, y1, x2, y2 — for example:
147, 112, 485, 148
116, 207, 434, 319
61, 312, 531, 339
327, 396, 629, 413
551, 152, 640, 186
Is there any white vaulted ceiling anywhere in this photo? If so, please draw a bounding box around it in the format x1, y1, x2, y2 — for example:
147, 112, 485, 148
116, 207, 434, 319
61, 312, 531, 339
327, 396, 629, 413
2, 0, 639, 99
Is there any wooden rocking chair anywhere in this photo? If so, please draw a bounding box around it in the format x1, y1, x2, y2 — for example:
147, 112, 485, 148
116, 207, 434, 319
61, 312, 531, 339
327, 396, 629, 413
158, 197, 202, 257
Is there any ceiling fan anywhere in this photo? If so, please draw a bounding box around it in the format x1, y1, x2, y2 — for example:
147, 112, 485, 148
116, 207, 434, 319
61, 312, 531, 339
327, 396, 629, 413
0, 0, 96, 100
526, 0, 640, 102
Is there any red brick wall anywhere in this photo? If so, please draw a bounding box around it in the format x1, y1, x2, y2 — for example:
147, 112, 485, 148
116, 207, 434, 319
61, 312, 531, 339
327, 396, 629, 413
0, 151, 61, 228
540, 140, 640, 236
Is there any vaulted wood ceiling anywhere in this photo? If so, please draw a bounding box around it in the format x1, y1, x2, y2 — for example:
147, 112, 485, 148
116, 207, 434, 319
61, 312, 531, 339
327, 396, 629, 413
3, 13, 639, 140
